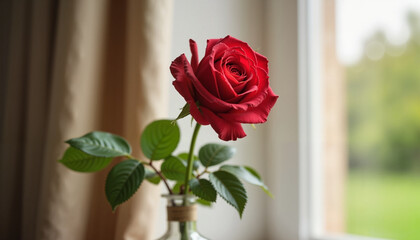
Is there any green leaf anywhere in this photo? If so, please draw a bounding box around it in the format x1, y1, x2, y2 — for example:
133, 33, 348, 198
220, 165, 273, 198
161, 156, 186, 181
141, 120, 180, 160
177, 152, 200, 170
196, 198, 212, 207
172, 182, 183, 194
177, 152, 198, 161
209, 171, 247, 218
174, 103, 190, 121
105, 159, 145, 211
245, 166, 274, 198
66, 131, 131, 158
199, 143, 236, 167
59, 147, 112, 172
244, 166, 261, 179
189, 178, 217, 202
144, 167, 161, 185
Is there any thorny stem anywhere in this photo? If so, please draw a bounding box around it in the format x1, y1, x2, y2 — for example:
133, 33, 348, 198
148, 161, 173, 194
130, 157, 171, 193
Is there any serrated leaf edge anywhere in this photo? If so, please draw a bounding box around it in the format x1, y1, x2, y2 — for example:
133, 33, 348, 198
189, 178, 217, 202
220, 165, 273, 198
209, 171, 247, 218
200, 144, 235, 167
58, 147, 113, 172
105, 160, 144, 211
66, 131, 131, 157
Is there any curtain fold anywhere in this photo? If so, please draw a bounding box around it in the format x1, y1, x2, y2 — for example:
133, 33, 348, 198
115, 0, 172, 239
0, 0, 31, 239
0, 0, 173, 239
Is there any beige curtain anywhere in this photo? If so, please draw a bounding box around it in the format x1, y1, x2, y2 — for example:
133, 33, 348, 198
0, 0, 173, 239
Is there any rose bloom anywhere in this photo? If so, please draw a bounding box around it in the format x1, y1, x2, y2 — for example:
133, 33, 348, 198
171, 36, 278, 141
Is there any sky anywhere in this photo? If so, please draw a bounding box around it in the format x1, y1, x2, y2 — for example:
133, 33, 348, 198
336, 0, 420, 65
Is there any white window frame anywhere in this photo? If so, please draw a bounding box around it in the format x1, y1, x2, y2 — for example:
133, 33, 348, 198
301, 0, 389, 239
265, 0, 389, 239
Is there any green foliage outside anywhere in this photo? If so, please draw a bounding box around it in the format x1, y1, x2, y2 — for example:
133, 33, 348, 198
347, 12, 420, 172
346, 12, 420, 239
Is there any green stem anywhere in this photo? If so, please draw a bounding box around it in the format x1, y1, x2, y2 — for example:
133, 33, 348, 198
180, 123, 201, 239
184, 123, 201, 196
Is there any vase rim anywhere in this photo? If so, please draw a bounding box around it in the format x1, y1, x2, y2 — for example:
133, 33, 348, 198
161, 194, 196, 200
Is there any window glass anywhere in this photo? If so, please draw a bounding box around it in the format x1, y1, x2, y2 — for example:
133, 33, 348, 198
325, 1, 420, 239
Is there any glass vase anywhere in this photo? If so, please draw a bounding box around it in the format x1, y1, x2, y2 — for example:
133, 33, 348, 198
157, 195, 209, 240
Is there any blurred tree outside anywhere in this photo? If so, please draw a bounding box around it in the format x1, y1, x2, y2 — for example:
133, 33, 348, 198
347, 12, 420, 172
345, 12, 420, 240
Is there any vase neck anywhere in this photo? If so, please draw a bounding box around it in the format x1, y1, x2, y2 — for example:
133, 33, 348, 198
166, 220, 198, 233
157, 195, 208, 240
165, 196, 198, 233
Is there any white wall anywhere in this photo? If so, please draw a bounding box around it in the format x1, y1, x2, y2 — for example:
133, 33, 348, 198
153, 1, 271, 239
265, 0, 301, 239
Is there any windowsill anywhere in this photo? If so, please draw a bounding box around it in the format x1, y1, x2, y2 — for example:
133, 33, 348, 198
312, 234, 390, 240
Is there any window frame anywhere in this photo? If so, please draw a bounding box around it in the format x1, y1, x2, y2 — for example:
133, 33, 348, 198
265, 0, 390, 239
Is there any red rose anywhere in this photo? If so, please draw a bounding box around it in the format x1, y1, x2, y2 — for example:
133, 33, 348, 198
170, 36, 278, 141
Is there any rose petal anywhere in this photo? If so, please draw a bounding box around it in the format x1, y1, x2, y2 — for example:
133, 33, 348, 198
240, 66, 269, 106
232, 79, 250, 94
221, 36, 258, 63
197, 54, 221, 98
171, 54, 195, 101
185, 36, 271, 113
222, 49, 250, 85
256, 52, 268, 71
226, 85, 258, 103
220, 87, 278, 123
170, 54, 209, 125
200, 107, 247, 141
197, 43, 230, 98
189, 39, 199, 72
205, 38, 223, 56
194, 46, 253, 111
214, 70, 237, 100
190, 101, 210, 125
190, 72, 249, 112
227, 70, 266, 110
213, 48, 258, 101
188, 64, 237, 112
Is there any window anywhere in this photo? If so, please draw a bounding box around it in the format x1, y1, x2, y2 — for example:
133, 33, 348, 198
312, 0, 420, 239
